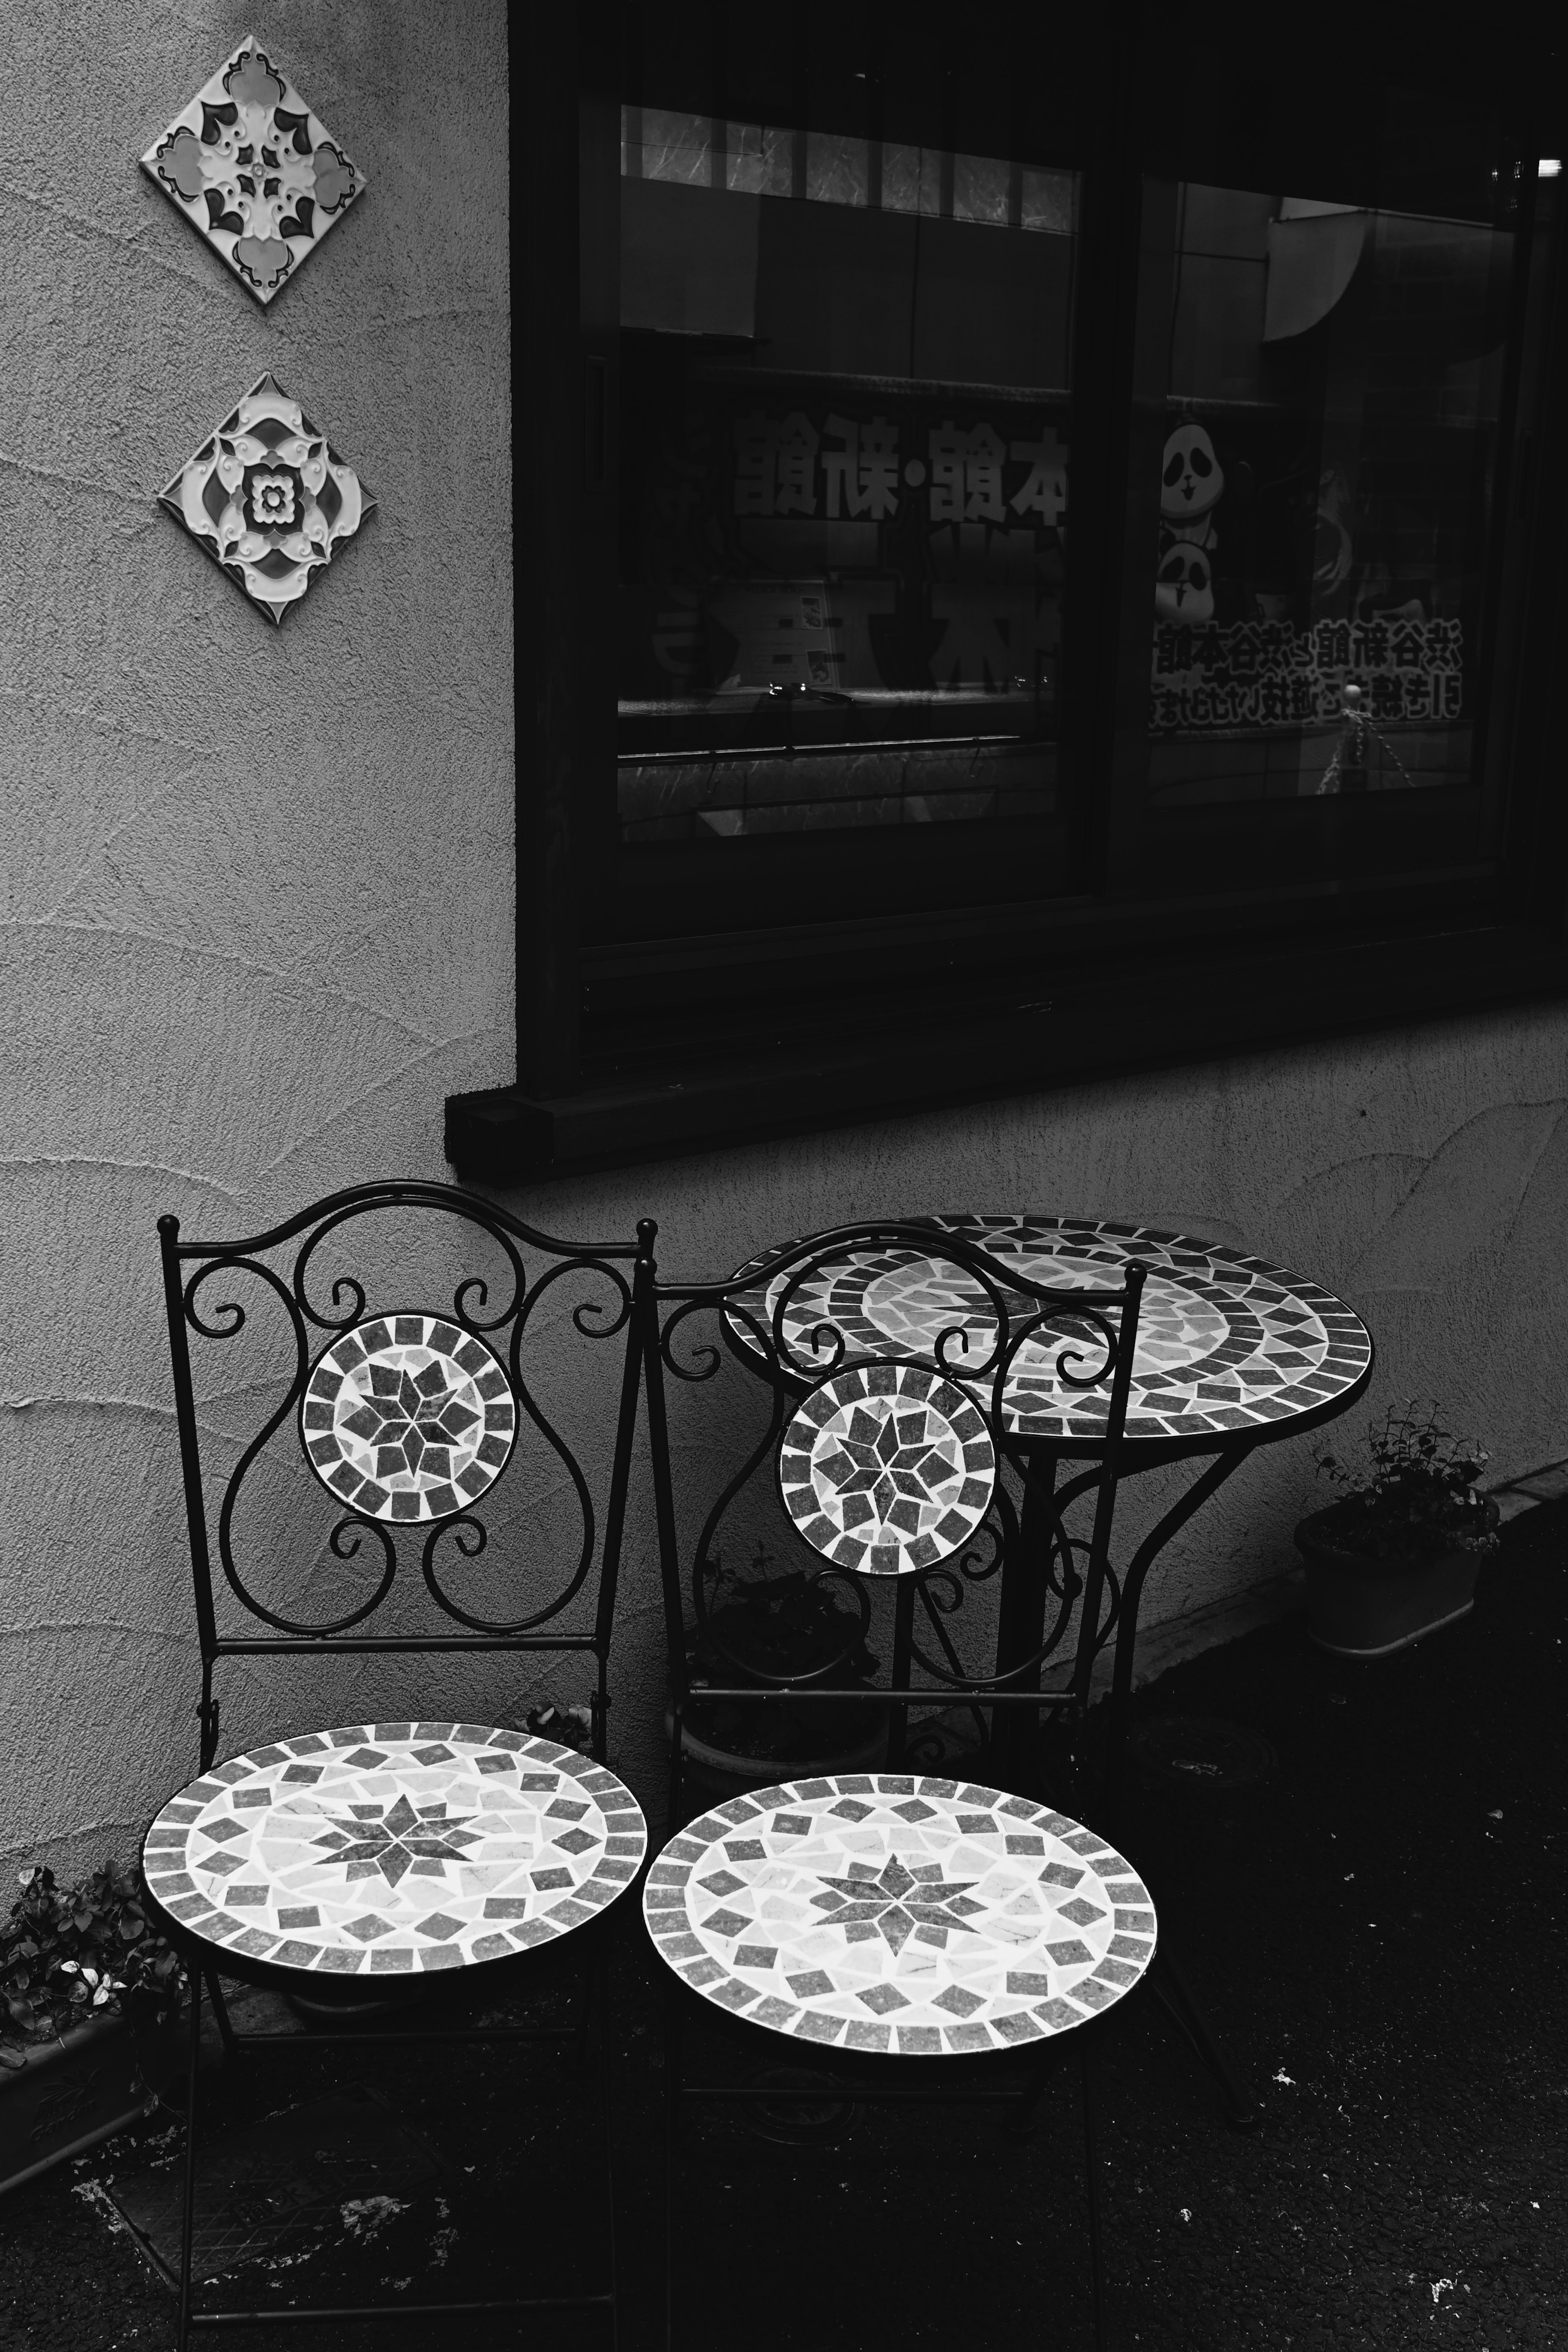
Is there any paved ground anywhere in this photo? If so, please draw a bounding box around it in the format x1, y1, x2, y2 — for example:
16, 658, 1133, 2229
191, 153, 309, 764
2, 1497, 1564, 2350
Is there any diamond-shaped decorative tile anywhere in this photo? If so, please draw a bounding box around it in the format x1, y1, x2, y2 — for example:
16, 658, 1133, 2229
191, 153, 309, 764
159, 375, 372, 624
140, 35, 364, 303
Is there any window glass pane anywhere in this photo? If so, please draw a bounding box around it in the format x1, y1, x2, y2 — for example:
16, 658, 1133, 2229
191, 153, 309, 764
617, 107, 1078, 844
1142, 181, 1516, 806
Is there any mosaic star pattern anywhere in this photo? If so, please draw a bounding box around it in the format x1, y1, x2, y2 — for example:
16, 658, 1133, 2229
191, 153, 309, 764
732, 1216, 1372, 1444
141, 37, 363, 303
299, 1313, 517, 1524
160, 375, 372, 624
778, 1362, 996, 1575
644, 1774, 1156, 2054
142, 1724, 647, 1978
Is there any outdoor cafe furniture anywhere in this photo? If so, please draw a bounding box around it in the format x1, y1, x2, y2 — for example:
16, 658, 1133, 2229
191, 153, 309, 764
138, 1183, 651, 2348
635, 1215, 1374, 2346
723, 1215, 1374, 1809
636, 1219, 1160, 2348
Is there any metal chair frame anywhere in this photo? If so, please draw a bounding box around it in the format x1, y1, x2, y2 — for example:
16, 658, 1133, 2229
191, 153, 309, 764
637, 1217, 1178, 2349
147, 1182, 655, 2345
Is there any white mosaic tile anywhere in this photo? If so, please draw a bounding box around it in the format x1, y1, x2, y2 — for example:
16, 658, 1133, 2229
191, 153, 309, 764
300, 1314, 515, 1525
159, 374, 372, 624
733, 1217, 1372, 1443
779, 1361, 995, 1576
645, 1775, 1155, 2054
141, 36, 364, 303
142, 1725, 647, 1979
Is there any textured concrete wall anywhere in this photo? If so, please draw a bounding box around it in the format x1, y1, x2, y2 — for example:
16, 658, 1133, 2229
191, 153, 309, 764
4, 4, 1566, 1882
0, 3, 515, 1873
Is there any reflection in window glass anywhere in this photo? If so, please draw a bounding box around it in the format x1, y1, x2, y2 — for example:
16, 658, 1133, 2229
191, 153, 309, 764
617, 109, 1078, 841
1145, 185, 1514, 803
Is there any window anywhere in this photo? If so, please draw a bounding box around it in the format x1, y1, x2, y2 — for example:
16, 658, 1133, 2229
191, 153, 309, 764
453, 4, 1568, 1178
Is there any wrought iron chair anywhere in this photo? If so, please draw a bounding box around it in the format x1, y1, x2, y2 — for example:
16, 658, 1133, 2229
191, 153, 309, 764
638, 1218, 1176, 2349
140, 1183, 654, 2345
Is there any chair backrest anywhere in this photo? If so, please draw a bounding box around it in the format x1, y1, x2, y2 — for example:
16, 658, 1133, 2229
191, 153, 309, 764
159, 1182, 652, 1772
637, 1219, 1147, 1821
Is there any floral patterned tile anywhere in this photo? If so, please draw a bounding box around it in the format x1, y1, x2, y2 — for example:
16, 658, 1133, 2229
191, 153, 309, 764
141, 35, 364, 303
158, 374, 372, 624
142, 1724, 647, 1978
645, 1774, 1156, 2055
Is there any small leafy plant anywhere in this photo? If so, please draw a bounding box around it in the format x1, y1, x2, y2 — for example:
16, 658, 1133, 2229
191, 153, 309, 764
0, 1859, 185, 2064
1314, 1403, 1500, 1562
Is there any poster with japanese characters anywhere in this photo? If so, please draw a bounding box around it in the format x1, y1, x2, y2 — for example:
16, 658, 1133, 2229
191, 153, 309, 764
619, 368, 1068, 717
1146, 411, 1474, 739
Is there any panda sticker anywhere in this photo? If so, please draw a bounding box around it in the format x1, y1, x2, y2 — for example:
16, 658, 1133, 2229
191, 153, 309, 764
1154, 541, 1215, 624
1160, 423, 1225, 547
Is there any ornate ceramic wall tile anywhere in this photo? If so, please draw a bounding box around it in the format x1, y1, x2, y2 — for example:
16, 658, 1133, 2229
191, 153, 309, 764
141, 36, 364, 304
159, 375, 373, 624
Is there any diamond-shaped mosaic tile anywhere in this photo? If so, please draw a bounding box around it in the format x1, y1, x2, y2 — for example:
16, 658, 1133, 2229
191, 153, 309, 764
159, 375, 372, 625
140, 36, 364, 303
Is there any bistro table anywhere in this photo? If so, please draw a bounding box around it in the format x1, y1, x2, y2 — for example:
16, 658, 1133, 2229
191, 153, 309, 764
726, 1214, 1374, 1796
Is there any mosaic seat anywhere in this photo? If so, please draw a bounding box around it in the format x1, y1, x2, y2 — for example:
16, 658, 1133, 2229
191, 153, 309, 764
644, 1775, 1154, 2059
146, 1182, 653, 2349
143, 1721, 646, 1991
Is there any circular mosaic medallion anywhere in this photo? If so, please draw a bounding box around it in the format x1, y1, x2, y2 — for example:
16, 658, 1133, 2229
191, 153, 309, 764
730, 1216, 1373, 1445
645, 1773, 1156, 2056
779, 1362, 996, 1577
141, 1723, 647, 1979
300, 1314, 516, 1523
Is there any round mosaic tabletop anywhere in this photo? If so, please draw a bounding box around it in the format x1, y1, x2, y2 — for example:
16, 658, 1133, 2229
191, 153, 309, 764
644, 1774, 1155, 2057
142, 1723, 647, 1982
778, 1360, 997, 1576
730, 1216, 1372, 1446
300, 1313, 517, 1524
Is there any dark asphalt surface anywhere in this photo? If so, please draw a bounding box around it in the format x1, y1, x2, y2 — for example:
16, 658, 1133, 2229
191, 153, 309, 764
2, 1496, 1563, 2350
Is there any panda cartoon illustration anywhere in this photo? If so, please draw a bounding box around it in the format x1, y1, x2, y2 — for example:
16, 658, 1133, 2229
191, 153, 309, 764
1160, 422, 1224, 550
1154, 540, 1215, 623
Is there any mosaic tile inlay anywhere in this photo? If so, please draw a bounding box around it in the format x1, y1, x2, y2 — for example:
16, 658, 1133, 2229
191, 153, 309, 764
778, 1362, 995, 1576
299, 1314, 516, 1524
142, 1724, 647, 1977
141, 37, 363, 303
732, 1217, 1372, 1444
160, 374, 372, 624
645, 1774, 1155, 2054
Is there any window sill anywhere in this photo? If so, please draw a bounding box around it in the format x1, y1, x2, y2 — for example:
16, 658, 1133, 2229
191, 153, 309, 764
446, 916, 1568, 1182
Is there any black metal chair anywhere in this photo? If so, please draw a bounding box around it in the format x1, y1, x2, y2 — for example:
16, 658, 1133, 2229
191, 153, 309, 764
637, 1218, 1172, 2348
140, 1182, 654, 2345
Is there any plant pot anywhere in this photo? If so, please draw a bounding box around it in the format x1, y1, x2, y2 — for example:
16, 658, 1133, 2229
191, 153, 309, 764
0, 2009, 185, 2196
1295, 1502, 1492, 1658
675, 1582, 889, 1792
668, 1699, 888, 1797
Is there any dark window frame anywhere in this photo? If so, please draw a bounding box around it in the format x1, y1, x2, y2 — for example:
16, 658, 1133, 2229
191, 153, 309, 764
453, 3, 1568, 1183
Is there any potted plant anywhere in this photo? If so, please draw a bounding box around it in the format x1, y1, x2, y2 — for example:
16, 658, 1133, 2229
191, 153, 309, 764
0, 1860, 186, 2195
673, 1545, 888, 1794
1296, 1404, 1501, 1658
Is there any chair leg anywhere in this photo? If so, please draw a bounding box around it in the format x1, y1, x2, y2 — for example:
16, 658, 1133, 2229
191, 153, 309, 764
1079, 2037, 1107, 2352
1146, 1948, 1257, 2128
175, 1969, 204, 2352
596, 1956, 621, 2352
204, 1966, 238, 2059
663, 1984, 682, 2352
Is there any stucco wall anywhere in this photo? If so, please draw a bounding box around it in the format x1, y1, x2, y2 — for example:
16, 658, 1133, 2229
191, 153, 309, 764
0, 2, 516, 1873
4, 4, 1566, 1882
